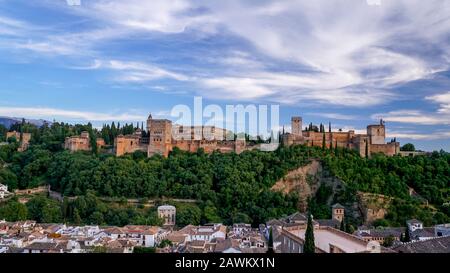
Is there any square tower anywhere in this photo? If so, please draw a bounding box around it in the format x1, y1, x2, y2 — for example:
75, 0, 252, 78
147, 114, 173, 157
367, 120, 386, 145
291, 117, 303, 136
332, 203, 345, 223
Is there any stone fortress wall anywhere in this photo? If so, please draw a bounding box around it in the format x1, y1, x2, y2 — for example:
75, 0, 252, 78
6, 131, 32, 152
64, 131, 105, 152
282, 117, 400, 157
115, 114, 246, 157
64, 113, 400, 158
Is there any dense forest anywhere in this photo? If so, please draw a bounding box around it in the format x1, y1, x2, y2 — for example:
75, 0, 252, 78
1, 121, 449, 228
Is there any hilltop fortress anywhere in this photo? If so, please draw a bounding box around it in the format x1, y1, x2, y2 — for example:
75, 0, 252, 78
64, 114, 400, 158
282, 117, 400, 157
114, 114, 246, 157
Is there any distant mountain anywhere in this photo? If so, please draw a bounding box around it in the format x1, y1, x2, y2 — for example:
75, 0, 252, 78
0, 116, 52, 129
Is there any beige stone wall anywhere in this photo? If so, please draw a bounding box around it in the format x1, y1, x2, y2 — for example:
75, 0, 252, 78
65, 136, 90, 152
370, 142, 399, 156
148, 119, 172, 157
146, 116, 244, 157
65, 132, 105, 153
115, 135, 146, 156
367, 125, 385, 145
281, 118, 400, 158
291, 117, 302, 136
6, 131, 31, 151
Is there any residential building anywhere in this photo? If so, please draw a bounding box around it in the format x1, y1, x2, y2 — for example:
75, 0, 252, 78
158, 205, 176, 226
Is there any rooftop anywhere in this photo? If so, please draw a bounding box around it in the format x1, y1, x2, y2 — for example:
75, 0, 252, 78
394, 236, 450, 253
288, 227, 369, 253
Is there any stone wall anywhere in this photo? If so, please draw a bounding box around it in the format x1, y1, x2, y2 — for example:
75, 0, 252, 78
115, 135, 146, 156
6, 131, 32, 152
370, 142, 399, 157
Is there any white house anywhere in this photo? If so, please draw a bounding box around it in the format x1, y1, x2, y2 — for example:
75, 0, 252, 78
435, 224, 450, 237
0, 184, 8, 199
105, 226, 160, 247
407, 219, 423, 232
188, 224, 227, 242
232, 224, 252, 236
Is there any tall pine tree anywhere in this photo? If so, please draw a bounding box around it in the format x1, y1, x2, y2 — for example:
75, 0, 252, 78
304, 212, 315, 253
403, 227, 411, 242
322, 132, 326, 151
267, 227, 274, 253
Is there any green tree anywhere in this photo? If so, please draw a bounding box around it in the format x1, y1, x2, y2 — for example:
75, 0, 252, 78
133, 247, 156, 253
177, 205, 202, 227
304, 212, 315, 253
26, 196, 62, 223
267, 227, 274, 254
403, 227, 411, 242
401, 143, 415, 152
73, 208, 82, 225
322, 132, 326, 151
0, 200, 28, 221
382, 236, 395, 247
340, 219, 345, 232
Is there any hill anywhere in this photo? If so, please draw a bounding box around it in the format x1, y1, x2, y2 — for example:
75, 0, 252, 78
0, 117, 51, 129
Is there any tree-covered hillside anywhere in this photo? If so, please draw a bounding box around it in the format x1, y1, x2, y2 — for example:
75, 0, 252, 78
1, 121, 449, 227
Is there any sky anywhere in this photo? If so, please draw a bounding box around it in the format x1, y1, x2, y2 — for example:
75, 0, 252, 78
0, 0, 449, 151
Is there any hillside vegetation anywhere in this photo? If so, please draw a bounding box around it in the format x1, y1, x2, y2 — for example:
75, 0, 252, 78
0, 121, 449, 228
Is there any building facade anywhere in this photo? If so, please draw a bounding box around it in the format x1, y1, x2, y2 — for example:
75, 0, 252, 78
158, 205, 176, 226
64, 131, 105, 152
6, 131, 32, 152
115, 114, 246, 157
282, 118, 400, 157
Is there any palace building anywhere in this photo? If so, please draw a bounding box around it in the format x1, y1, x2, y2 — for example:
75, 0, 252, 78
115, 114, 245, 157
6, 131, 32, 152
281, 117, 400, 157
62, 113, 400, 158
64, 131, 105, 152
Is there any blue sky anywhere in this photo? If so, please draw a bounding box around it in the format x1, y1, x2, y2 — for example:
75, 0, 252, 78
0, 0, 449, 151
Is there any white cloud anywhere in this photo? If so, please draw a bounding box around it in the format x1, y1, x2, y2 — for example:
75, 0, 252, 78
2, 1, 450, 107
0, 106, 146, 122
84, 0, 214, 34
387, 130, 450, 140
92, 59, 191, 82
306, 113, 359, 120
426, 91, 450, 114
374, 91, 450, 126
372, 110, 450, 125
15, 40, 76, 55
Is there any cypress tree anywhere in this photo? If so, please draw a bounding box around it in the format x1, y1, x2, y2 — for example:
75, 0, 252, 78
267, 227, 274, 253
404, 227, 411, 242
340, 219, 345, 232
322, 132, 326, 150
304, 212, 315, 253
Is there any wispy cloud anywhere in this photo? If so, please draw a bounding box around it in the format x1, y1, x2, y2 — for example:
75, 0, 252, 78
92, 59, 191, 82
387, 130, 450, 140
3, 0, 449, 107
426, 91, 450, 114
0, 106, 146, 122
372, 110, 450, 125
306, 112, 359, 120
